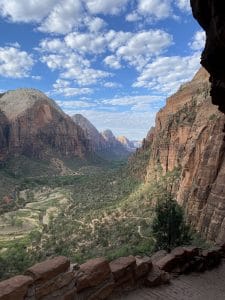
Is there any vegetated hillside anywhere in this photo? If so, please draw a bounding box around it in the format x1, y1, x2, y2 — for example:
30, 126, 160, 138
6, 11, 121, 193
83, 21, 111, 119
140, 67, 225, 243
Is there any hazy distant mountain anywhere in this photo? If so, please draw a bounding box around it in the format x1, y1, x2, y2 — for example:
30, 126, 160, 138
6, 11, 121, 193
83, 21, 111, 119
117, 136, 137, 152
72, 114, 107, 152
72, 115, 131, 160
101, 129, 130, 159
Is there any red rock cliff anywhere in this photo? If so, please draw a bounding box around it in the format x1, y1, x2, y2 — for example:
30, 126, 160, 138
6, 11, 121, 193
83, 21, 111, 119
0, 89, 90, 160
145, 68, 225, 243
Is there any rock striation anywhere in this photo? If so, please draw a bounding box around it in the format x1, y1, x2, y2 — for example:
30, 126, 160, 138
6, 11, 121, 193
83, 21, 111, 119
0, 89, 90, 161
0, 110, 10, 162
143, 67, 225, 243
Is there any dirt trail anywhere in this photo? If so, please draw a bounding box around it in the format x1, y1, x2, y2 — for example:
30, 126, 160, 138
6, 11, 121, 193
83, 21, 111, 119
112, 261, 225, 300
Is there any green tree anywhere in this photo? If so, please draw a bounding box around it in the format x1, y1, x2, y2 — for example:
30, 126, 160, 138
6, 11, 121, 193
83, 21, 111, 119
152, 192, 191, 252
0, 242, 33, 280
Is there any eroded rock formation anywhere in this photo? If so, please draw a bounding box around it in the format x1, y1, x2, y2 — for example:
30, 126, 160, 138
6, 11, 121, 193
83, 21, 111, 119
0, 89, 90, 160
145, 68, 225, 243
191, 0, 225, 113
0, 110, 10, 162
1, 245, 224, 299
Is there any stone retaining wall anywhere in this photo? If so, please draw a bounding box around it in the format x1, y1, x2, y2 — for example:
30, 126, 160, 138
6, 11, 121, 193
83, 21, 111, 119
1, 244, 225, 300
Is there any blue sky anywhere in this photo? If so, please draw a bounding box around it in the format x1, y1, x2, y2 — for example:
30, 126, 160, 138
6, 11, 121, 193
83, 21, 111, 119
0, 0, 204, 140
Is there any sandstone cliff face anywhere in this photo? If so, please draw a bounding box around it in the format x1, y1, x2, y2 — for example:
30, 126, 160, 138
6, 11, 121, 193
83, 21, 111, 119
145, 68, 225, 243
117, 136, 136, 152
0, 89, 89, 160
0, 110, 10, 162
72, 114, 107, 152
101, 129, 130, 158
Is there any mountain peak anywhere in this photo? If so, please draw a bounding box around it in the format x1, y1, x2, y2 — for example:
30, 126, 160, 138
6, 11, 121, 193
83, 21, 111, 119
0, 88, 62, 120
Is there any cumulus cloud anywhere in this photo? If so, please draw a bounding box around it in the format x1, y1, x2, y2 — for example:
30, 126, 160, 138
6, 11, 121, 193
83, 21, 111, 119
41, 51, 111, 86
102, 95, 162, 106
38, 38, 67, 53
65, 32, 106, 54
103, 82, 122, 88
104, 55, 121, 69
133, 52, 201, 93
41, 52, 90, 71
85, 0, 129, 15
0, 0, 108, 34
85, 17, 106, 32
0, 0, 56, 22
56, 99, 95, 108
65, 29, 172, 70
38, 0, 82, 34
53, 79, 93, 96
176, 0, 191, 12
137, 0, 172, 20
189, 30, 206, 51
116, 30, 173, 70
0, 46, 34, 78
126, 12, 141, 22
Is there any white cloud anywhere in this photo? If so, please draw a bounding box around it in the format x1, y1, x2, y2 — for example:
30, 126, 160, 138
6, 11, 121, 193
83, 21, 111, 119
56, 100, 95, 108
126, 12, 141, 22
41, 52, 89, 70
102, 95, 162, 106
0, 0, 56, 22
103, 82, 122, 88
64, 29, 172, 71
176, 0, 191, 12
85, 17, 106, 32
0, 46, 34, 78
63, 68, 111, 86
106, 30, 132, 51
134, 52, 201, 93
40, 39, 112, 86
137, 0, 172, 20
85, 0, 129, 15
189, 30, 206, 51
38, 0, 82, 34
31, 75, 42, 80
116, 30, 173, 70
65, 32, 106, 54
65, 109, 156, 140
53, 79, 93, 96
38, 38, 67, 53
104, 55, 121, 69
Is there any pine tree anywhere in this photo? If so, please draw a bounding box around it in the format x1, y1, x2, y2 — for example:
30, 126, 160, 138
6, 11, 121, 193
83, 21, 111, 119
152, 192, 191, 252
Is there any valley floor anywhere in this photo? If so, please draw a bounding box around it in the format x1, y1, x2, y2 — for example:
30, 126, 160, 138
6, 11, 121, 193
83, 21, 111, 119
112, 261, 225, 300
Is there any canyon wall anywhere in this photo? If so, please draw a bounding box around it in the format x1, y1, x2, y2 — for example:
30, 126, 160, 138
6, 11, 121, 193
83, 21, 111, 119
145, 68, 225, 243
0, 89, 90, 161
